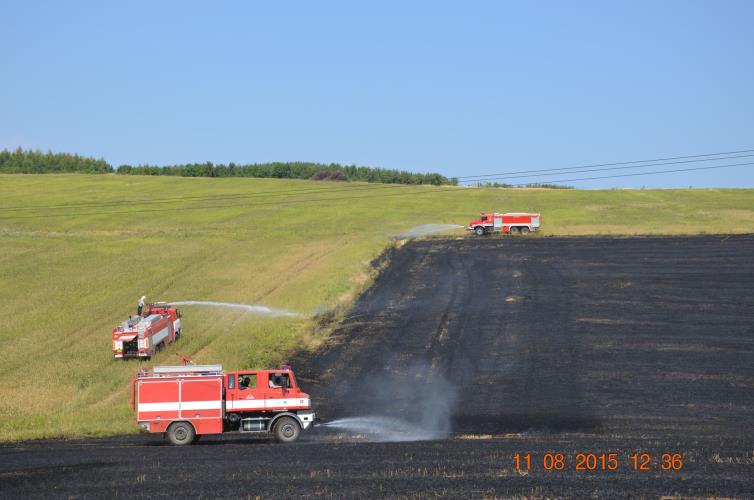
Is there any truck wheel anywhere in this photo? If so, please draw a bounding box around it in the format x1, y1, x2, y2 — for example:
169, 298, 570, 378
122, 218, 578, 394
273, 416, 301, 443
510, 226, 520, 235
474, 226, 485, 236
166, 421, 196, 446
520, 227, 530, 235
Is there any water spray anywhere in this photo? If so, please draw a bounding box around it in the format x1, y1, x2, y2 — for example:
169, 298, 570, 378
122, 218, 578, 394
169, 300, 301, 317
318, 416, 445, 442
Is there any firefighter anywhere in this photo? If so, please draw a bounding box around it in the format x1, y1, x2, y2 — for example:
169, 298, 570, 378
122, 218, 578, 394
137, 296, 146, 316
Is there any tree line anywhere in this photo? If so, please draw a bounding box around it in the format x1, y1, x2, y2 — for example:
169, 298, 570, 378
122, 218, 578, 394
0, 148, 455, 185
471, 181, 573, 189
116, 161, 456, 185
1, 148, 572, 188
0, 148, 113, 174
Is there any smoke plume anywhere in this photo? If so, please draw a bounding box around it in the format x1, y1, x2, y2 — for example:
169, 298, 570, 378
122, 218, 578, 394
397, 224, 464, 239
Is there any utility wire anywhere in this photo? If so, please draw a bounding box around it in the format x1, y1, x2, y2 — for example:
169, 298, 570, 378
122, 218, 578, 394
457, 148, 754, 180
0, 161, 750, 221
3, 148, 752, 212
459, 154, 754, 184
508, 161, 754, 187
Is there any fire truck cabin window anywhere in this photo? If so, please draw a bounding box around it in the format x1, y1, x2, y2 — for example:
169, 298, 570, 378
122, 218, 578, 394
269, 373, 290, 388
228, 374, 235, 389
239, 374, 257, 390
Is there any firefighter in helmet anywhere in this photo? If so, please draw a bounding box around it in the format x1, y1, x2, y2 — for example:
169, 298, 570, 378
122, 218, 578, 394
137, 296, 146, 316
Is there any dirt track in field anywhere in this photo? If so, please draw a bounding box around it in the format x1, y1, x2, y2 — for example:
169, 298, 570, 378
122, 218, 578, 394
2, 235, 754, 498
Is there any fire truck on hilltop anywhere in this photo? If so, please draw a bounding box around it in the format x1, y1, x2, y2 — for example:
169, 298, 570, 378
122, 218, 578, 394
467, 212, 541, 236
131, 364, 315, 444
112, 303, 182, 359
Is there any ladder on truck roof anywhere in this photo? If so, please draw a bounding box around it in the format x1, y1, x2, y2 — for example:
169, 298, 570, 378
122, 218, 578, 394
150, 365, 224, 376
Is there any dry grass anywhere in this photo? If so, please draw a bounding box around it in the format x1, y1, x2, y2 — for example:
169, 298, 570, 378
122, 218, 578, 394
0, 174, 753, 441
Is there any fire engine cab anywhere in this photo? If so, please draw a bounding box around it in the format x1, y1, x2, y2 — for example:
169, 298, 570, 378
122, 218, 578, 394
467, 212, 541, 236
132, 364, 315, 445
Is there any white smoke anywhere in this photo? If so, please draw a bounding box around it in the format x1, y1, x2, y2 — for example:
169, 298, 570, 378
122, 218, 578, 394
319, 360, 459, 442
397, 224, 464, 239
169, 301, 300, 317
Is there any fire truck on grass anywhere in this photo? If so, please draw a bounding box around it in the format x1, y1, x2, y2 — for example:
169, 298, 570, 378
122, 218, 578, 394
467, 212, 541, 236
132, 364, 315, 444
112, 303, 182, 359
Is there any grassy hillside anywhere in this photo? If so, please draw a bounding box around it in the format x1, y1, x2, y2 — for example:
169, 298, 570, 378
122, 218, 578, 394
1, 174, 753, 441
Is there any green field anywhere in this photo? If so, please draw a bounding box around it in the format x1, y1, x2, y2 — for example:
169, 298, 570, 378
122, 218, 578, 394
1, 174, 753, 441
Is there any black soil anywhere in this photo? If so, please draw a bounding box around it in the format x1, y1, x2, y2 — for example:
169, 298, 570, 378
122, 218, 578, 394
2, 235, 753, 498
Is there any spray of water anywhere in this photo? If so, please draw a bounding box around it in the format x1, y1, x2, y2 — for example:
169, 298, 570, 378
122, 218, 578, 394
316, 359, 459, 442
320, 416, 442, 442
169, 301, 300, 317
397, 224, 464, 239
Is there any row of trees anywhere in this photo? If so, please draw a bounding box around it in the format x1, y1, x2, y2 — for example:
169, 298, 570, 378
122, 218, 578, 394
0, 148, 570, 189
0, 148, 113, 174
0, 149, 453, 185
116, 161, 456, 185
470, 181, 573, 189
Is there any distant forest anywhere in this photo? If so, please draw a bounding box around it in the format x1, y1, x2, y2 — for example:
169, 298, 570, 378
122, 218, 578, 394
0, 148, 455, 185
117, 161, 456, 185
0, 148, 112, 174
470, 181, 573, 189
1, 148, 571, 188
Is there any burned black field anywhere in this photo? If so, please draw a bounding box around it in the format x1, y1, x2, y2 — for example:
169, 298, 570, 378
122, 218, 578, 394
2, 236, 754, 498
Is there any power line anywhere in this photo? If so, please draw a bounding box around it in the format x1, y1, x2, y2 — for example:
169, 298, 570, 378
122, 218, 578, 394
1, 161, 750, 221
458, 154, 754, 184
1, 150, 752, 220
3, 148, 753, 212
508, 161, 754, 187
457, 148, 754, 180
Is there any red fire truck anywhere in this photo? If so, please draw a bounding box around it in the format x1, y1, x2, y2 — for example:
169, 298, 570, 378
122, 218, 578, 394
112, 303, 182, 359
467, 212, 541, 236
131, 364, 316, 444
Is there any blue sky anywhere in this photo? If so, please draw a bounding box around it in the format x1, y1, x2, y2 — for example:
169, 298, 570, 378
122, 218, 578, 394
2, 1, 753, 188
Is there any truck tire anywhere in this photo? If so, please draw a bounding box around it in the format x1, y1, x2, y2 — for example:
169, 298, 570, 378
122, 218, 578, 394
273, 416, 301, 443
520, 227, 530, 235
474, 226, 485, 236
166, 421, 196, 446
509, 226, 520, 235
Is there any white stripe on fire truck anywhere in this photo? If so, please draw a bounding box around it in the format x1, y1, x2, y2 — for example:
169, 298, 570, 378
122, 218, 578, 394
138, 398, 310, 413
229, 398, 310, 410
138, 400, 222, 412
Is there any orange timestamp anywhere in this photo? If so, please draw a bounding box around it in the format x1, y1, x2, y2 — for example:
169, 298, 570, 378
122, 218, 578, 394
514, 452, 684, 472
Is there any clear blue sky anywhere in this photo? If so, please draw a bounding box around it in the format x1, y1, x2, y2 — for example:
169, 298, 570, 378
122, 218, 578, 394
2, 1, 753, 188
